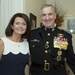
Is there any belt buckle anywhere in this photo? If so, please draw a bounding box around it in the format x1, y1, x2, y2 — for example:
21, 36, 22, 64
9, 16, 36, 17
44, 63, 50, 71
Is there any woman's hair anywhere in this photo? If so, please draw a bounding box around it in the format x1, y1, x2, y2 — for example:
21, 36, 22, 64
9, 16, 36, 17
5, 13, 30, 39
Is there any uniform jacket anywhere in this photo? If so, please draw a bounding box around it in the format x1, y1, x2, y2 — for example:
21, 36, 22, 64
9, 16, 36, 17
28, 26, 75, 75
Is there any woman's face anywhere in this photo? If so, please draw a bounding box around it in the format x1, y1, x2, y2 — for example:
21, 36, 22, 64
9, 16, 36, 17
12, 17, 27, 36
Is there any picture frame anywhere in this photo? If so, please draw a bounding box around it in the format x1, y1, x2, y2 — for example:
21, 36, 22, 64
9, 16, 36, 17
30, 13, 37, 30
64, 15, 75, 34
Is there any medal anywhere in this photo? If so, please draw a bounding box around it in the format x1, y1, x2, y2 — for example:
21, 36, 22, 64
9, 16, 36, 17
56, 55, 61, 61
57, 51, 62, 56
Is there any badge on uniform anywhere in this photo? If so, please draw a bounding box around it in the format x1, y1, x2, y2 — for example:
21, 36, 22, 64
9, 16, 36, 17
53, 33, 68, 50
45, 41, 49, 49
31, 39, 40, 42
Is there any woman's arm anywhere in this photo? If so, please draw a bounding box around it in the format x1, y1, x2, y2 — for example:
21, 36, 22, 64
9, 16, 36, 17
25, 64, 30, 75
25, 56, 31, 75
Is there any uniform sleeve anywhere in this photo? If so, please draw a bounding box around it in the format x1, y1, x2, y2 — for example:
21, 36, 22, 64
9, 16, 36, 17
66, 34, 75, 74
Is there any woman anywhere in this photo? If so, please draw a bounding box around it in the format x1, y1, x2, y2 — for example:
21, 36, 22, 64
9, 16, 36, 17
0, 13, 30, 75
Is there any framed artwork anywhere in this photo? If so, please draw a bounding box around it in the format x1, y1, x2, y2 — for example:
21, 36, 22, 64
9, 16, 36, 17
64, 15, 75, 34
30, 13, 37, 30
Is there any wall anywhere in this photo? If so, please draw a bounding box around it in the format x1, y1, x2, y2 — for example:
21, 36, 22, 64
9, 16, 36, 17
24, 0, 46, 28
47, 0, 75, 15
0, 0, 23, 37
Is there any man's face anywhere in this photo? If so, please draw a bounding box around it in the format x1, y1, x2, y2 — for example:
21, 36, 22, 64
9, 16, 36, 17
40, 6, 56, 28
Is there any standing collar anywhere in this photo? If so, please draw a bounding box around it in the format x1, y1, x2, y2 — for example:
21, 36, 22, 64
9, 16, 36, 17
42, 23, 57, 32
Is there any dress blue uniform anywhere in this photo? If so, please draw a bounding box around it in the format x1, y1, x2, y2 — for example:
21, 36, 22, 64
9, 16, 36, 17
28, 26, 75, 75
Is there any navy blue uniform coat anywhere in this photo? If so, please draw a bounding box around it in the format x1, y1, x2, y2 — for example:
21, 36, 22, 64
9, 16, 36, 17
28, 26, 75, 75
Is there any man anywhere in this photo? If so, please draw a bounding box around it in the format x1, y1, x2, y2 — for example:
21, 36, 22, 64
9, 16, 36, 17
28, 4, 75, 75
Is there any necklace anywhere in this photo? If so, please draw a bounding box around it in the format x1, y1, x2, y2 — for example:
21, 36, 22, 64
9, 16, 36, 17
17, 44, 20, 47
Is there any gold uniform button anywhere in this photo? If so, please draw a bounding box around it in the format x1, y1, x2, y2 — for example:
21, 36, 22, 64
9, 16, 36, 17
44, 60, 47, 63
45, 50, 48, 53
32, 45, 35, 47
52, 28, 55, 31
46, 41, 49, 44
47, 33, 50, 36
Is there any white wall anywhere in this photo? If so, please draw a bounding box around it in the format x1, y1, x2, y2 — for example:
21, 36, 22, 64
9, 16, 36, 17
0, 0, 23, 37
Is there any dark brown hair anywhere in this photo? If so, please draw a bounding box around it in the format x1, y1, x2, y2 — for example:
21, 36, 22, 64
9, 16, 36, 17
5, 13, 30, 39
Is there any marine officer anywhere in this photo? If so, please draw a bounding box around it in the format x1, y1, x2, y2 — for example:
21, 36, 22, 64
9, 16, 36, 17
28, 4, 75, 75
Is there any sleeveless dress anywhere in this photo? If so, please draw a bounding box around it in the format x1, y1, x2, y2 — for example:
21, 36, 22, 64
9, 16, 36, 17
0, 37, 30, 75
